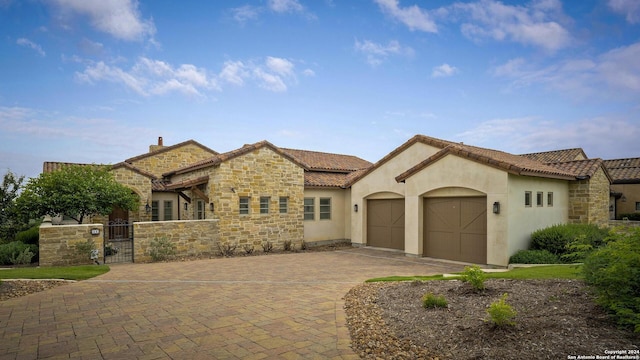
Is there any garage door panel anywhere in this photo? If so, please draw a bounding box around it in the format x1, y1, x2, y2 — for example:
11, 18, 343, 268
367, 199, 405, 251
424, 197, 487, 264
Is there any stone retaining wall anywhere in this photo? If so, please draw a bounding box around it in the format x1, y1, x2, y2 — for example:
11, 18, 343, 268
39, 219, 104, 266
609, 220, 640, 229
133, 219, 219, 262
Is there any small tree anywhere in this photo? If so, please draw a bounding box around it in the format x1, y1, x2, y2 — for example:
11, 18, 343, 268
0, 170, 26, 242
17, 165, 138, 224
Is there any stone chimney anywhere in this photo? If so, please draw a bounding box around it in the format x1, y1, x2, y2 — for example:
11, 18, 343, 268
149, 136, 165, 152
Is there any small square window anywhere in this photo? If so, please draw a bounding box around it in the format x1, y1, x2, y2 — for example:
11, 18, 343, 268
239, 197, 250, 215
320, 198, 331, 220
547, 192, 554, 207
525, 191, 532, 207
537, 192, 543, 207
636, 202, 640, 211
260, 197, 270, 214
279, 197, 288, 214
304, 198, 315, 220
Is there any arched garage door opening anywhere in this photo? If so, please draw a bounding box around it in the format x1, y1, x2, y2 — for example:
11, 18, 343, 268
423, 197, 487, 264
367, 199, 405, 250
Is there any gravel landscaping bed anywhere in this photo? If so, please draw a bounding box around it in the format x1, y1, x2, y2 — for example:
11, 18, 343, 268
344, 279, 639, 359
0, 279, 71, 302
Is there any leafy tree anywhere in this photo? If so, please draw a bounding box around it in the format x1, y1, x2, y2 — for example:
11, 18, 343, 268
17, 165, 138, 224
0, 170, 25, 242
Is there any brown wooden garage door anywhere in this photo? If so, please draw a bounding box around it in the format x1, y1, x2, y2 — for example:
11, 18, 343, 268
367, 199, 405, 250
424, 197, 487, 263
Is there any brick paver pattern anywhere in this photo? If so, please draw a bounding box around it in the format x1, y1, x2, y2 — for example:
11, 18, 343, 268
0, 248, 463, 359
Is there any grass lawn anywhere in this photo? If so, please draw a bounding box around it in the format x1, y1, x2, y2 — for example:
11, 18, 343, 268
0, 265, 109, 281
366, 264, 582, 282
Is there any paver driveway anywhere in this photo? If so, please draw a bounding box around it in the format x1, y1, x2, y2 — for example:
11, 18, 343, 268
0, 248, 463, 359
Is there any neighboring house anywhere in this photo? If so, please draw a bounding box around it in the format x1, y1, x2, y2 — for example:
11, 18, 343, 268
603, 158, 640, 219
43, 134, 613, 266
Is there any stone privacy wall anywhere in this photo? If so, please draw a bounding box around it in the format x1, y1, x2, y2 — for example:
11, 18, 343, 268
39, 220, 104, 266
568, 168, 610, 226
212, 146, 305, 250
133, 219, 219, 262
129, 143, 215, 178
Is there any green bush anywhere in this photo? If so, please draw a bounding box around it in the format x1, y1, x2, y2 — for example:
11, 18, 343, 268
0, 241, 38, 265
618, 213, 640, 221
509, 249, 560, 264
486, 293, 517, 327
15, 223, 40, 245
421, 293, 448, 308
461, 264, 486, 291
530, 224, 609, 261
74, 239, 97, 264
149, 237, 176, 262
583, 227, 640, 332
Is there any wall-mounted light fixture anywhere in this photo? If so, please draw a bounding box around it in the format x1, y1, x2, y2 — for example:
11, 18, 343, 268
493, 201, 500, 214
231, 187, 236, 193
209, 203, 214, 212
621, 194, 627, 202
354, 204, 358, 212
184, 202, 188, 211
145, 201, 151, 213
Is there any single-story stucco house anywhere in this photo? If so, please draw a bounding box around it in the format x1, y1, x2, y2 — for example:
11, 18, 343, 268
603, 157, 640, 219
43, 134, 614, 267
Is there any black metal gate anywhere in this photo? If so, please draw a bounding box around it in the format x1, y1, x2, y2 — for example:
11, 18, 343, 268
104, 219, 134, 263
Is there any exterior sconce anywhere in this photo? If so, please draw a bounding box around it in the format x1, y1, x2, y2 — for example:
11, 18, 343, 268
184, 202, 188, 211
621, 195, 627, 202
231, 187, 236, 193
493, 201, 500, 214
354, 204, 358, 212
145, 201, 151, 213
209, 203, 214, 212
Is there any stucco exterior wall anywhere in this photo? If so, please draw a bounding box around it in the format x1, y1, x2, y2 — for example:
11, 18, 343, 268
129, 143, 215, 178
133, 219, 219, 262
39, 221, 104, 266
303, 188, 349, 242
403, 155, 509, 265
611, 183, 640, 218
507, 174, 568, 257
209, 147, 305, 250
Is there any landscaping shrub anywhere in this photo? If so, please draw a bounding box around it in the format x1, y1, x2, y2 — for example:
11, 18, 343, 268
243, 244, 254, 255
509, 249, 560, 264
530, 224, 609, 261
262, 241, 273, 253
150, 237, 176, 262
583, 227, 640, 332
0, 241, 37, 265
461, 264, 486, 291
617, 213, 640, 221
73, 239, 97, 264
15, 223, 40, 245
486, 293, 517, 327
217, 242, 237, 257
421, 293, 448, 309
283, 240, 293, 251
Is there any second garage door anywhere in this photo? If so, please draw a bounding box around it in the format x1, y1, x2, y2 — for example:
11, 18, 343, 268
367, 199, 405, 250
423, 197, 487, 264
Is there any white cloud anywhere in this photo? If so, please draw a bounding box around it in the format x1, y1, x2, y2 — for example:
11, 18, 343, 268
219, 61, 249, 86
268, 0, 304, 13
374, 0, 438, 33
48, 0, 156, 41
16, 38, 45, 56
493, 41, 640, 99
354, 39, 414, 67
432, 63, 459, 78
302, 69, 316, 77
451, 0, 571, 51
231, 5, 261, 24
608, 0, 640, 24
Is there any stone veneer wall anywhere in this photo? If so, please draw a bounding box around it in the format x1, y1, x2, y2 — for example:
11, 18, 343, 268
212, 146, 305, 250
111, 166, 154, 222
39, 220, 104, 266
130, 144, 215, 178
568, 167, 610, 226
133, 219, 219, 262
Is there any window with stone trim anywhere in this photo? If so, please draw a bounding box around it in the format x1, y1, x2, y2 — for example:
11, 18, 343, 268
260, 197, 270, 214
239, 197, 250, 215
320, 198, 331, 220
304, 198, 315, 220
279, 197, 288, 214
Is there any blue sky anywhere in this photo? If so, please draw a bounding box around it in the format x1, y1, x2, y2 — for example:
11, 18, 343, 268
1, 0, 640, 179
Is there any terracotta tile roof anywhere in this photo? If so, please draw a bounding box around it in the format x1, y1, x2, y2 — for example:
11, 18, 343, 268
521, 148, 588, 163
280, 148, 372, 172
42, 161, 106, 173
603, 158, 640, 183
125, 140, 218, 164
304, 172, 352, 188
547, 159, 611, 182
164, 141, 308, 177
162, 176, 209, 191
111, 162, 157, 179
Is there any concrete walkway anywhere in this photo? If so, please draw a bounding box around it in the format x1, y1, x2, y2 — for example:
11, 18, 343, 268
0, 248, 463, 359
